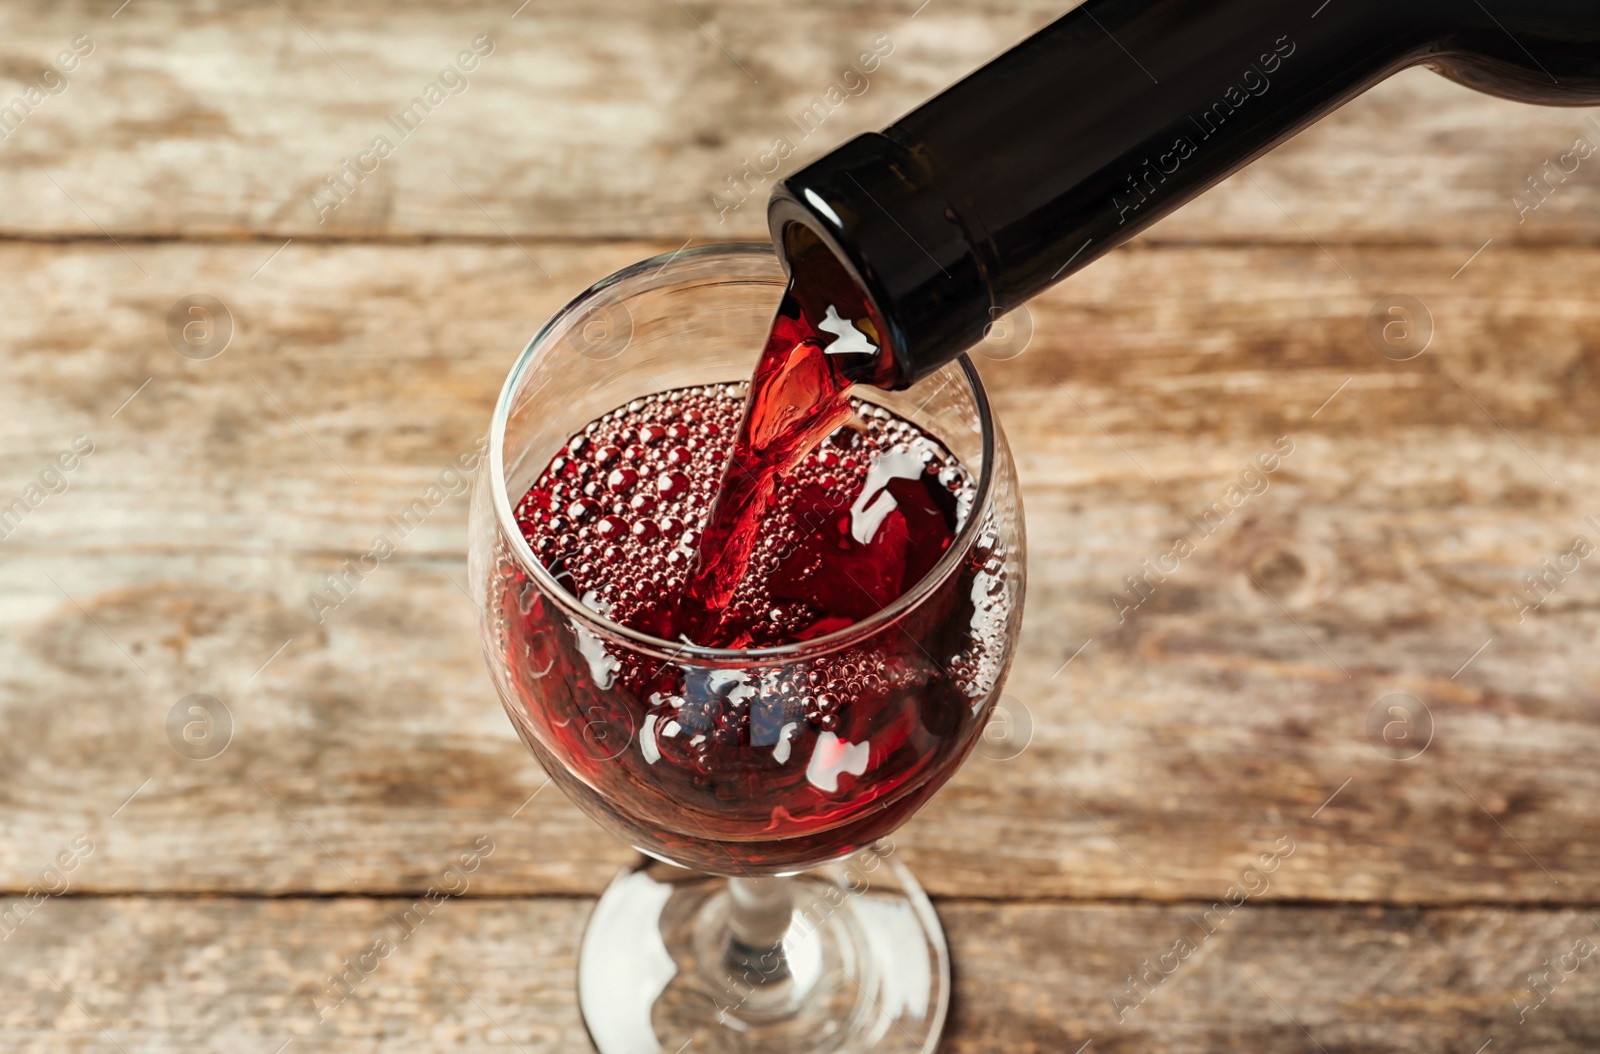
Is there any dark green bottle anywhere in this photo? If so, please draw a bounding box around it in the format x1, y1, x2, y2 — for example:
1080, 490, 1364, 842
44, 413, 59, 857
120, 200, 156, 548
769, 0, 1600, 388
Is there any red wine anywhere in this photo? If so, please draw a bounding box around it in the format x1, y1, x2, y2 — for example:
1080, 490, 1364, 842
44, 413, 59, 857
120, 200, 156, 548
679, 238, 895, 647
515, 384, 967, 649
500, 389, 1011, 872
492, 237, 1013, 873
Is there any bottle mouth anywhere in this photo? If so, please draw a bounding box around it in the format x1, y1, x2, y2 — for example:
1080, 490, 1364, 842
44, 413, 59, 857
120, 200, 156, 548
772, 222, 902, 391
767, 132, 995, 390
487, 241, 999, 667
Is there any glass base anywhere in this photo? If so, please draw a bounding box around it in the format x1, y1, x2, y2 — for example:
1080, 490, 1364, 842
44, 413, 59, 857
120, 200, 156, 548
578, 853, 949, 1054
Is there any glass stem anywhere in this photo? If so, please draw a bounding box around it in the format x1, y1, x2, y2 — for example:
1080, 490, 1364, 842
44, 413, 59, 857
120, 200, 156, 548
724, 875, 794, 984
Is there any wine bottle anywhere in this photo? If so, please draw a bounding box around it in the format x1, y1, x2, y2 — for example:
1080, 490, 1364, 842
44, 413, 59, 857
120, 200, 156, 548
768, 0, 1600, 389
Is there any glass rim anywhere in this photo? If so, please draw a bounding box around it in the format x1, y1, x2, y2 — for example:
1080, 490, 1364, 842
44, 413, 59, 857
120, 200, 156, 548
488, 241, 997, 664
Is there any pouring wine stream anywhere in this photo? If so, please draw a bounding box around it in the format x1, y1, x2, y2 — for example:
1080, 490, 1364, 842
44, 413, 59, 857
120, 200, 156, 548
680, 249, 892, 648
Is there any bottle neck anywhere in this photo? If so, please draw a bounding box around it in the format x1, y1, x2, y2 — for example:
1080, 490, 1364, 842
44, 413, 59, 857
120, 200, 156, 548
769, 0, 1600, 388
893, 0, 1429, 311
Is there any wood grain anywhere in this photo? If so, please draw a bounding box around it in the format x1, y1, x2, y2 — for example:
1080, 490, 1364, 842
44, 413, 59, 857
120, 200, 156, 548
3, 896, 1598, 1053
3, 240, 1600, 904
0, 1, 1595, 244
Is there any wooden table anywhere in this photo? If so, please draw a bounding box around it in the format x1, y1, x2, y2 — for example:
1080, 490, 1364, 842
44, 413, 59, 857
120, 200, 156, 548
3, 1, 1599, 1050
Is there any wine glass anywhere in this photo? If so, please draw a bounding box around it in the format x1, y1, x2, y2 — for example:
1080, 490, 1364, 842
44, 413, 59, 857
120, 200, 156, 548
468, 243, 1025, 1053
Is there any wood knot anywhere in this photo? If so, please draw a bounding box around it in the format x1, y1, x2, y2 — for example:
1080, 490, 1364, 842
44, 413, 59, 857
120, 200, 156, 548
1238, 538, 1336, 611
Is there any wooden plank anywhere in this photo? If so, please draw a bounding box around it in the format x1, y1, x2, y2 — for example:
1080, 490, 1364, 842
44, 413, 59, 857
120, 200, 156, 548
3, 897, 1598, 1052
4, 240, 1600, 902
0, 1, 1596, 243
4, 240, 1597, 550
944, 902, 1600, 1053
